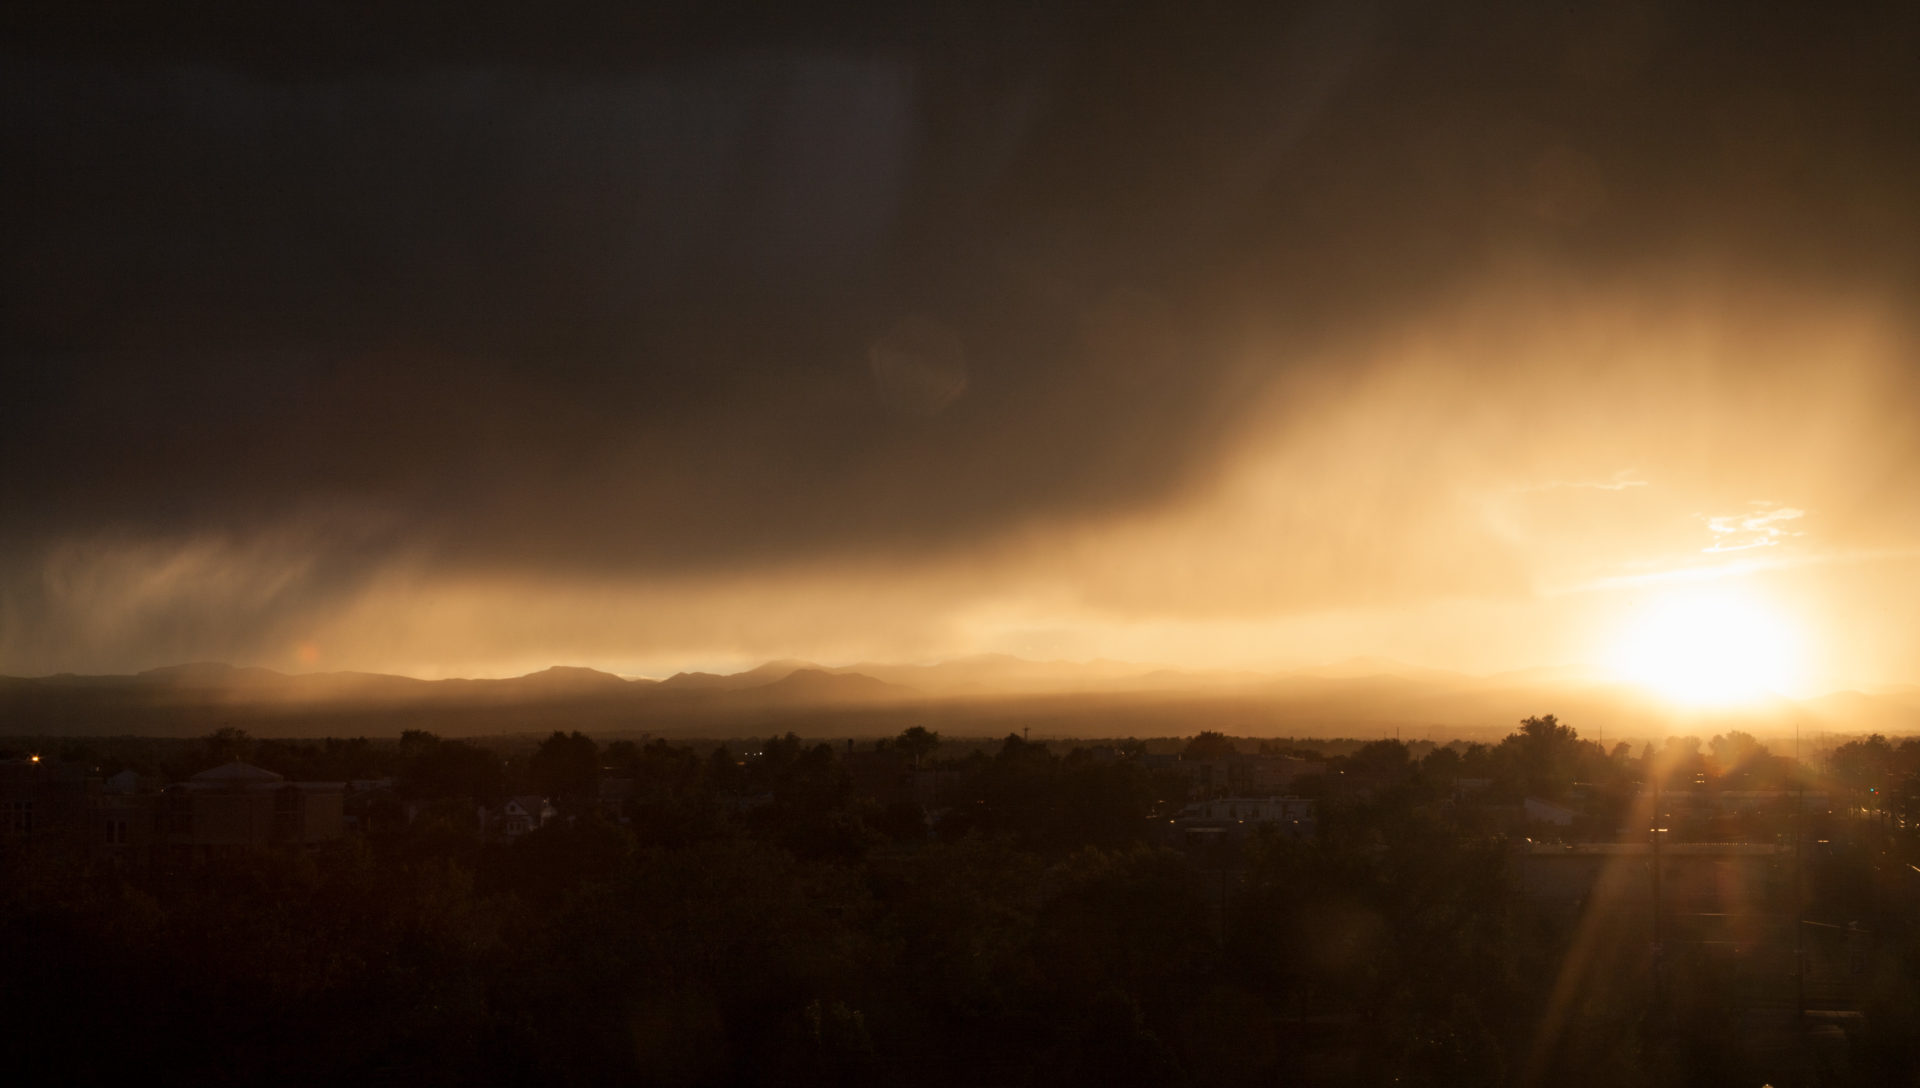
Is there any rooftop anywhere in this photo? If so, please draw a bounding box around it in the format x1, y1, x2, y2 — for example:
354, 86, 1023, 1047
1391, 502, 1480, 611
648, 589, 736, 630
189, 761, 285, 784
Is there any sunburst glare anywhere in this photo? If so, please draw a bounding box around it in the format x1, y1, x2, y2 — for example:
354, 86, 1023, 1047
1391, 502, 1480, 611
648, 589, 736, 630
1606, 585, 1806, 706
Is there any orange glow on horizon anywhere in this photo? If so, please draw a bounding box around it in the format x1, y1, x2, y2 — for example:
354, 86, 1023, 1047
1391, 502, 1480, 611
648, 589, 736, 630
1604, 584, 1807, 707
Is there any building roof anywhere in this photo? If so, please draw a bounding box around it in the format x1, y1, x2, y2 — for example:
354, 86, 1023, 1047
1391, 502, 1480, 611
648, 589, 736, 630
190, 760, 285, 784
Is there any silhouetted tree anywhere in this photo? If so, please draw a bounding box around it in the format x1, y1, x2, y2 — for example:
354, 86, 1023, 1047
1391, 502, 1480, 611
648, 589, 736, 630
400, 736, 506, 806
896, 725, 941, 769
1501, 714, 1594, 800
1655, 734, 1707, 792
705, 743, 744, 794
529, 730, 600, 803
1421, 744, 1464, 781
1182, 730, 1237, 760
600, 739, 641, 775
1830, 734, 1896, 803
622, 739, 721, 848
200, 726, 253, 765
1345, 738, 1413, 781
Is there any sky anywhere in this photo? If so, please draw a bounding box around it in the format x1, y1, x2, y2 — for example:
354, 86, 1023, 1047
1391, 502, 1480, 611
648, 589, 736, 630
4, 1, 1920, 695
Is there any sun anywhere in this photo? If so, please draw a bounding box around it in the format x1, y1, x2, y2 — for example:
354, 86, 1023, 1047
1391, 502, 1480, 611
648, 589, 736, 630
1606, 585, 1805, 707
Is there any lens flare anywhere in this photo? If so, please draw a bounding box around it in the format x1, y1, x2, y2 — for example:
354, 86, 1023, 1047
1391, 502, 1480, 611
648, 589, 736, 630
1606, 585, 1804, 706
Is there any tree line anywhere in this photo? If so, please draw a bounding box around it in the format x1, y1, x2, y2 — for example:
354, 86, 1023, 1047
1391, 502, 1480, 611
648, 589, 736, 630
4, 718, 1917, 1084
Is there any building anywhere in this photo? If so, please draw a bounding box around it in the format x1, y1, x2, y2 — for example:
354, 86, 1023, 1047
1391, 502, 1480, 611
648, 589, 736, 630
95, 789, 156, 865
498, 795, 556, 838
160, 761, 344, 850
1, 757, 99, 852
1164, 796, 1316, 844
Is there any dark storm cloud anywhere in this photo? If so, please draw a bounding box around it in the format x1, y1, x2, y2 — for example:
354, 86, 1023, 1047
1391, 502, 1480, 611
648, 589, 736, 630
4, 0, 1919, 582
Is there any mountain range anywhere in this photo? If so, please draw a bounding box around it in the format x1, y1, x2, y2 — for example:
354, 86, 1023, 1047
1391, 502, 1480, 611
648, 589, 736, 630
3, 656, 1917, 742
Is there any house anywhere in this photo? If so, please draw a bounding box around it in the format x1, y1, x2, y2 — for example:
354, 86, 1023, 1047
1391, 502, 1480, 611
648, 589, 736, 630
160, 761, 345, 850
499, 795, 556, 838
